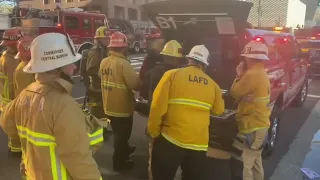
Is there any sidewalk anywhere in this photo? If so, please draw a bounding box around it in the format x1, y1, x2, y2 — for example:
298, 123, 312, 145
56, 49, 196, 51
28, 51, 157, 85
270, 100, 320, 180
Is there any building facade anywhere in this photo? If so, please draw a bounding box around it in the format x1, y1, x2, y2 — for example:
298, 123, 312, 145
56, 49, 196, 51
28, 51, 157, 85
19, 0, 162, 22
246, 0, 306, 28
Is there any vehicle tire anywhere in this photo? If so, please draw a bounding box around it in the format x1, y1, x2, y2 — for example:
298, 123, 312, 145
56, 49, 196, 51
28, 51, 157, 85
262, 105, 281, 159
134, 42, 141, 53
292, 80, 308, 107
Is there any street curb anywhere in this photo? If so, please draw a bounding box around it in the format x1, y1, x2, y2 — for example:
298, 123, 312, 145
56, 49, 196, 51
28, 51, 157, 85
270, 101, 320, 180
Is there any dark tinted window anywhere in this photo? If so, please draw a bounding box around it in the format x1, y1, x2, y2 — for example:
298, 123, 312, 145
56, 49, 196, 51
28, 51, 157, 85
65, 16, 78, 29
94, 19, 105, 30
300, 41, 320, 49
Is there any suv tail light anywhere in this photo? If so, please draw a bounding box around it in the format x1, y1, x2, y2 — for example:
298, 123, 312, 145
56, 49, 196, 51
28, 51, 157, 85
252, 36, 266, 44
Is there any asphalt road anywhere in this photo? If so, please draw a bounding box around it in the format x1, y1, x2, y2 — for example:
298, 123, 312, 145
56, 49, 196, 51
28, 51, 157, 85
1, 53, 320, 180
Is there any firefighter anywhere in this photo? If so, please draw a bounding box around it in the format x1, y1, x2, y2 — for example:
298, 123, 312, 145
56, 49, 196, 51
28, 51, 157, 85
140, 40, 182, 100
0, 27, 23, 156
13, 36, 35, 97
140, 40, 183, 180
148, 45, 225, 180
230, 40, 271, 180
83, 26, 110, 124
0, 32, 102, 180
139, 38, 165, 80
100, 31, 141, 172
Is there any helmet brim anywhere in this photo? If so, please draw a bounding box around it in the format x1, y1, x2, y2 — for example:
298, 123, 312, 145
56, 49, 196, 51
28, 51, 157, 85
241, 54, 269, 60
23, 53, 82, 73
186, 55, 209, 65
160, 51, 183, 58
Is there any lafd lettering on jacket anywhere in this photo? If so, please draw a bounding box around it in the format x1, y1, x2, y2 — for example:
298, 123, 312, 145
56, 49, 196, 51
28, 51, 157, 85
101, 68, 113, 76
188, 75, 208, 85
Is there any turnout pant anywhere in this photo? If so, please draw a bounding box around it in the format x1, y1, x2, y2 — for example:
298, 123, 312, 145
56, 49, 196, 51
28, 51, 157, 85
242, 129, 268, 180
108, 116, 133, 166
151, 135, 210, 180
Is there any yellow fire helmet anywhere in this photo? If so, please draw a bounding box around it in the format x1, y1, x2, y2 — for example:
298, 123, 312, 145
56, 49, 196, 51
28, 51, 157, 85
94, 26, 109, 39
160, 40, 183, 58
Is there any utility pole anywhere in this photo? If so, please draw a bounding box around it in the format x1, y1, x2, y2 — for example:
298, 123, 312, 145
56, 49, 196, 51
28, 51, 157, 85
257, 0, 262, 27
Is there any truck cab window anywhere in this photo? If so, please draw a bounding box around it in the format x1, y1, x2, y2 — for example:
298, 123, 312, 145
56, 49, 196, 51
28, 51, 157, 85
94, 19, 104, 29
65, 16, 78, 29
83, 18, 91, 29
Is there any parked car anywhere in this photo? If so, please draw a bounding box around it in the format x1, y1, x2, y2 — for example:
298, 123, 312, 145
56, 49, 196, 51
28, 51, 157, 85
138, 0, 309, 159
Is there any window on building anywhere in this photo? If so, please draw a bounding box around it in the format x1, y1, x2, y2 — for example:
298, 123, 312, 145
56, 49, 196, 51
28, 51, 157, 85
144, 0, 149, 4
55, 0, 61, 3
114, 6, 125, 20
66, 0, 74, 2
65, 16, 78, 29
43, 0, 49, 4
83, 18, 91, 29
128, 8, 138, 21
141, 11, 148, 21
132, 0, 136, 4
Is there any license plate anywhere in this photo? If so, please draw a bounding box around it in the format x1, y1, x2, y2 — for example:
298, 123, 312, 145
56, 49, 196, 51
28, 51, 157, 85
211, 109, 235, 120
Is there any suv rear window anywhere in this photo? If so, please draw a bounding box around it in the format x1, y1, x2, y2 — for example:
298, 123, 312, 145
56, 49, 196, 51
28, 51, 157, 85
300, 41, 320, 49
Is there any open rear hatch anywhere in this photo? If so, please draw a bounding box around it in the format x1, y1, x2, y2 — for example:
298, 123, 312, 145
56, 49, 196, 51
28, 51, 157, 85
141, 1, 254, 154
141, 0, 253, 101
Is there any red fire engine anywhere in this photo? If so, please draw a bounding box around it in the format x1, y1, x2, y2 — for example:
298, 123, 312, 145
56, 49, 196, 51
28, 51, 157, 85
11, 7, 107, 57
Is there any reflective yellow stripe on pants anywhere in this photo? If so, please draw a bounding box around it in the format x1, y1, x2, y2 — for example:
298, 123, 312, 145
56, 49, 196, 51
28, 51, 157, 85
8, 140, 22, 152
88, 128, 104, 146
17, 126, 103, 180
164, 98, 211, 151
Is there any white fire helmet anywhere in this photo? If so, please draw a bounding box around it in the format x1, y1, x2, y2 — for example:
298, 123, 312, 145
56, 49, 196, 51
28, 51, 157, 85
23, 33, 82, 73
186, 45, 210, 65
241, 40, 269, 61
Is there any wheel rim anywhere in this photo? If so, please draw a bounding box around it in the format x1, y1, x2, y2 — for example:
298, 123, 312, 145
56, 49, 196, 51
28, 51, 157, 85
301, 83, 307, 103
270, 116, 278, 148
135, 44, 140, 52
